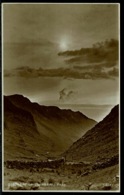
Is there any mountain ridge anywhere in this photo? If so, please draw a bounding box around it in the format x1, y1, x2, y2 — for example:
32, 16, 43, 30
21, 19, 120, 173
6, 94, 94, 121
4, 94, 97, 160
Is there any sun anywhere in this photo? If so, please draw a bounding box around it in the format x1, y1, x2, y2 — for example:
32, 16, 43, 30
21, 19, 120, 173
59, 38, 69, 51
60, 41, 68, 50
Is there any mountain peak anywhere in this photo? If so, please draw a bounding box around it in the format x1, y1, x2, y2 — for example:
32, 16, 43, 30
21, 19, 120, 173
7, 94, 31, 104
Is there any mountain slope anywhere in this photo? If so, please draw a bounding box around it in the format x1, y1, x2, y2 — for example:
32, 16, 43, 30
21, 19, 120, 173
4, 96, 55, 161
4, 94, 96, 160
64, 105, 119, 162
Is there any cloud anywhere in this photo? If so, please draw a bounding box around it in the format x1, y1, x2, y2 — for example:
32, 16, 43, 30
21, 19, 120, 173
4, 64, 118, 80
59, 88, 67, 100
72, 61, 118, 77
59, 88, 75, 101
58, 39, 118, 56
4, 39, 119, 80
58, 39, 119, 72
58, 39, 119, 80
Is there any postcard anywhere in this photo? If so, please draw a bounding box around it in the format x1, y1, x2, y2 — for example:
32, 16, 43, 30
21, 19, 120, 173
2, 3, 120, 192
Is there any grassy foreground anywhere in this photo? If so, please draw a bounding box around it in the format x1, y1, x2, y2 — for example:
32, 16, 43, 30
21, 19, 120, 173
4, 163, 119, 191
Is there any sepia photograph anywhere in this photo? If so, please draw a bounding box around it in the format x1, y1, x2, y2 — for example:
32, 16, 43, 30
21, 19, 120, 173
2, 3, 120, 192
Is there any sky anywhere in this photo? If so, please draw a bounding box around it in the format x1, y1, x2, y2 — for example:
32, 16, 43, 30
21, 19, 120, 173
3, 3, 120, 121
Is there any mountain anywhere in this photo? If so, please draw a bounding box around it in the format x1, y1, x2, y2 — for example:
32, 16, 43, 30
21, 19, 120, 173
64, 105, 119, 163
4, 94, 96, 161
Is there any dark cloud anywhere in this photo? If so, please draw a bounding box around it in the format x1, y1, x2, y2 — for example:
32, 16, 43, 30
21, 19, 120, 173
59, 88, 67, 100
73, 61, 118, 76
59, 39, 119, 67
57, 39, 119, 80
59, 88, 75, 101
59, 39, 118, 54
4, 63, 118, 80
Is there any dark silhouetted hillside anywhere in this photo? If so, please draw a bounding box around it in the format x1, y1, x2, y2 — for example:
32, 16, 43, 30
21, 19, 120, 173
4, 94, 96, 160
64, 105, 119, 163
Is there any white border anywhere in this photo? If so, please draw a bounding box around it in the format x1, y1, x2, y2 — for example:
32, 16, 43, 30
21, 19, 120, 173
2, 2, 120, 192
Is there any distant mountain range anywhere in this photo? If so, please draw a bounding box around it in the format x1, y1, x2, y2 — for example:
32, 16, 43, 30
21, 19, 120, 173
4, 94, 96, 160
64, 105, 119, 163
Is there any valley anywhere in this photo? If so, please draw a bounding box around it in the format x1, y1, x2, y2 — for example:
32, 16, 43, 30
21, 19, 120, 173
3, 95, 119, 191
